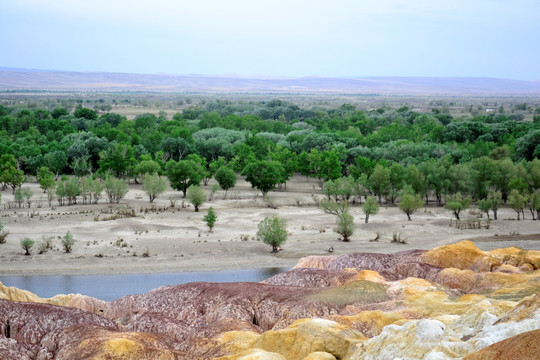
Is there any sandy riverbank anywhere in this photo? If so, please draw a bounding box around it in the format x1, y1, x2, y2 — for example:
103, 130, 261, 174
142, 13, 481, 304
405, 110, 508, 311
1, 176, 539, 276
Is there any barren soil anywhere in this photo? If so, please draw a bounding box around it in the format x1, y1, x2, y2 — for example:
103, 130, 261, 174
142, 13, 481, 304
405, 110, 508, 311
0, 176, 539, 276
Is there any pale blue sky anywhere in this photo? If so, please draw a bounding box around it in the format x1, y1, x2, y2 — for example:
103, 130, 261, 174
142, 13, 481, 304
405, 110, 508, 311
1, 0, 539, 80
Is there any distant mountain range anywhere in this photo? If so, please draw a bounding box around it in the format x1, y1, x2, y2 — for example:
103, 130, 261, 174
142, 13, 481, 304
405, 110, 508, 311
1, 68, 539, 95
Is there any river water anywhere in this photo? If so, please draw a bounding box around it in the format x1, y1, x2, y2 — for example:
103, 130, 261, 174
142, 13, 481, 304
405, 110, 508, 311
0, 267, 289, 301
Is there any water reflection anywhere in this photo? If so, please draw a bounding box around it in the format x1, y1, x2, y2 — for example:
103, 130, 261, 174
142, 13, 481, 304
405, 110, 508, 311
0, 267, 289, 302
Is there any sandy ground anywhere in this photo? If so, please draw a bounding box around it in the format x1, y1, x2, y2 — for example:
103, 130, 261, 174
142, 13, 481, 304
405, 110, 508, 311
0, 176, 538, 276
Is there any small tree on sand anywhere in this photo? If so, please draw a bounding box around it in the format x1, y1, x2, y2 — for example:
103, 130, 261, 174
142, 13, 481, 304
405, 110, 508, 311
398, 187, 424, 221
187, 185, 206, 212
445, 192, 471, 220
508, 189, 527, 220
214, 166, 237, 196
20, 238, 35, 255
320, 199, 354, 241
478, 199, 491, 219
487, 190, 502, 220
62, 231, 75, 253
257, 216, 287, 253
104, 176, 129, 204
363, 196, 379, 223
335, 212, 354, 242
203, 207, 217, 232
142, 173, 167, 203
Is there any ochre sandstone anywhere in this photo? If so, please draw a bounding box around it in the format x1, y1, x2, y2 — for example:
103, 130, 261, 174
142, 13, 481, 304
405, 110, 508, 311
0, 241, 538, 359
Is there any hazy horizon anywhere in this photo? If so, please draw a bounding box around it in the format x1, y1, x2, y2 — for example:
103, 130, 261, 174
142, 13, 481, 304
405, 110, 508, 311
1, 0, 538, 81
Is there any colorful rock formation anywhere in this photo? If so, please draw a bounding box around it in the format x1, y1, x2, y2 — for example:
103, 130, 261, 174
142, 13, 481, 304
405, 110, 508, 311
0, 240, 538, 359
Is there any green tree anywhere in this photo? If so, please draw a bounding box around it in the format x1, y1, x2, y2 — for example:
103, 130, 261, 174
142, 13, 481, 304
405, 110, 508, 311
20, 238, 35, 255
492, 158, 516, 203
186, 185, 206, 212
14, 188, 24, 208
166, 159, 204, 197
445, 192, 472, 220
507, 189, 527, 220
55, 180, 66, 206
37, 166, 55, 193
398, 188, 424, 221
203, 206, 217, 232
74, 107, 98, 120
104, 176, 129, 204
44, 151, 68, 179
369, 164, 391, 204
470, 156, 495, 201
134, 160, 161, 180
527, 191, 540, 220
242, 160, 284, 196
323, 176, 356, 202
142, 173, 167, 203
0, 154, 24, 194
257, 216, 287, 253
21, 187, 33, 208
335, 212, 354, 242
363, 196, 379, 223
98, 143, 136, 178
62, 231, 75, 253
64, 177, 80, 205
214, 166, 237, 195
308, 149, 342, 188
487, 190, 502, 220
388, 163, 406, 204
478, 199, 491, 219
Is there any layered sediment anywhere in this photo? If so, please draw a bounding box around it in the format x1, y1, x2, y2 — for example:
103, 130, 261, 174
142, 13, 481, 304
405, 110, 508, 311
1, 240, 539, 359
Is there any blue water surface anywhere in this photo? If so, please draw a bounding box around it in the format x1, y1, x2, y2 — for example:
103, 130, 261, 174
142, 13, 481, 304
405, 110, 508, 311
0, 267, 289, 301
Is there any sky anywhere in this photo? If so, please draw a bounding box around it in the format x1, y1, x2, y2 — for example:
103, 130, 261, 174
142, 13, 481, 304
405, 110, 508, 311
1, 0, 539, 80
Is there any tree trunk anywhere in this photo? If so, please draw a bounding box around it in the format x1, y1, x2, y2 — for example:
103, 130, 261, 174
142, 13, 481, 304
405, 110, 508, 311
493, 210, 498, 220
407, 212, 411, 221
194, 204, 199, 212
365, 215, 369, 224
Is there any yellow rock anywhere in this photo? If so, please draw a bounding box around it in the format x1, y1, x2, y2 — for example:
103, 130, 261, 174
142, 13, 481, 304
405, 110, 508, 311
302, 352, 337, 360
405, 289, 486, 316
422, 240, 501, 271
348, 319, 472, 360
346, 270, 386, 284
0, 281, 72, 306
435, 268, 478, 292
489, 247, 540, 269
219, 331, 261, 355
328, 310, 404, 338
218, 349, 287, 360
251, 318, 364, 360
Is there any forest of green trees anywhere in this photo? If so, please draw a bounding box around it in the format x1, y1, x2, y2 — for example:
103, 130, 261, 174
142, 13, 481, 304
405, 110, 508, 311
0, 98, 539, 219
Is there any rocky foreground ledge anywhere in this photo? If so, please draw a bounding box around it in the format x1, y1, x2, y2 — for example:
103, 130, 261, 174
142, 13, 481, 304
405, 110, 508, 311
1, 240, 539, 360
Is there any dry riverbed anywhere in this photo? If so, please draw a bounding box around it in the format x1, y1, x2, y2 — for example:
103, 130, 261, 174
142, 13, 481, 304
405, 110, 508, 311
1, 176, 539, 276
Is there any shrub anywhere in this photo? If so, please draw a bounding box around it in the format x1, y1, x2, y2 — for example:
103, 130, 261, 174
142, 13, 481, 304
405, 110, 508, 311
363, 196, 379, 223
0, 221, 8, 244
203, 207, 217, 232
257, 216, 287, 253
142, 173, 167, 203
186, 185, 206, 212
335, 211, 354, 242
62, 231, 75, 253
20, 238, 35, 255
104, 175, 128, 203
